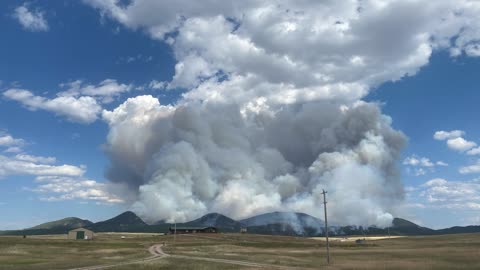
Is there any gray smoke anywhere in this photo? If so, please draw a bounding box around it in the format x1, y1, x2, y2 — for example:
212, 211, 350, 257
86, 0, 480, 227
103, 96, 405, 227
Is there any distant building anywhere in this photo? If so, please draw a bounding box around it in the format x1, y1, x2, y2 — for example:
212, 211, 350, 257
240, 228, 247, 233
169, 226, 217, 234
68, 228, 94, 240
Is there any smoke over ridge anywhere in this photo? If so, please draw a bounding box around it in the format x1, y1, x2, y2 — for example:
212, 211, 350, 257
103, 97, 405, 227
87, 0, 480, 227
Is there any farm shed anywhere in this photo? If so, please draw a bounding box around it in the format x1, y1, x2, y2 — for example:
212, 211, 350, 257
68, 228, 94, 240
169, 226, 218, 234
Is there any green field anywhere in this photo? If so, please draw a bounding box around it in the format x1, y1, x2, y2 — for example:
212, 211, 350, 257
1, 232, 480, 270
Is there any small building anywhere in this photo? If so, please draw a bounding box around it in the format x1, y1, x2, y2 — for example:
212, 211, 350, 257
240, 228, 248, 233
68, 228, 94, 240
169, 226, 217, 234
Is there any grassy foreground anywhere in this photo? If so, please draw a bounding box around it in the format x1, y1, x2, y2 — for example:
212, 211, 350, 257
1, 232, 480, 269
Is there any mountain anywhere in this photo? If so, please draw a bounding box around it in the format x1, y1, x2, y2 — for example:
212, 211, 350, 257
389, 218, 436, 235
436, 225, 480, 235
2, 210, 480, 237
86, 211, 148, 232
0, 217, 93, 236
183, 213, 243, 232
29, 217, 93, 231
240, 212, 325, 236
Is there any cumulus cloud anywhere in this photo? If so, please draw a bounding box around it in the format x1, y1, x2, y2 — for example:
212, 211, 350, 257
415, 178, 480, 209
403, 155, 447, 176
403, 156, 435, 167
87, 0, 480, 108
15, 154, 56, 164
13, 3, 49, 32
434, 130, 478, 153
436, 161, 448, 166
3, 88, 101, 124
467, 147, 480, 156
0, 133, 25, 148
0, 155, 85, 178
4, 147, 23, 153
459, 161, 480, 174
59, 79, 132, 103
446, 137, 477, 152
80, 1, 480, 226
0, 132, 120, 203
433, 130, 465, 140
32, 176, 123, 204
3, 79, 134, 123
148, 80, 167, 90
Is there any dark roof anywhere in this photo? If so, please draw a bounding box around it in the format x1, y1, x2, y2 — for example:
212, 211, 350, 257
69, 228, 94, 233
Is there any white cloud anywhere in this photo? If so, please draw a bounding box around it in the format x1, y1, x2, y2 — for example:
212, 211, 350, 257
148, 80, 167, 90
13, 4, 49, 32
447, 137, 477, 152
4, 79, 133, 123
59, 79, 132, 103
459, 160, 480, 174
85, 0, 480, 109
403, 156, 435, 167
406, 178, 480, 210
414, 168, 427, 176
422, 178, 480, 204
433, 130, 465, 140
403, 155, 447, 175
0, 134, 25, 147
467, 147, 480, 155
436, 161, 448, 166
4, 147, 23, 153
15, 154, 56, 164
117, 54, 153, 64
3, 88, 101, 124
33, 176, 123, 204
423, 178, 448, 187
0, 155, 85, 178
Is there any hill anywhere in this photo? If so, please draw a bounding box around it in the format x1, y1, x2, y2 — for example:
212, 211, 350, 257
29, 217, 93, 231
436, 225, 480, 234
2, 210, 480, 237
0, 217, 93, 236
182, 213, 243, 232
390, 217, 436, 235
86, 211, 148, 232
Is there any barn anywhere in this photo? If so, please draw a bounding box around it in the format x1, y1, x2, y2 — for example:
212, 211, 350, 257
68, 228, 94, 240
169, 226, 218, 234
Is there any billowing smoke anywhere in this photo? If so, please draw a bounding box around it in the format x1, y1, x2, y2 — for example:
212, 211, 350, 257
87, 0, 480, 227
103, 97, 405, 227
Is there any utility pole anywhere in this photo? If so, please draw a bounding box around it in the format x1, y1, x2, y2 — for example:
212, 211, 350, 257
174, 221, 177, 244
322, 189, 330, 265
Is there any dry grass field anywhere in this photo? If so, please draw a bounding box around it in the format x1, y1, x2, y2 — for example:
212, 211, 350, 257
1, 232, 480, 270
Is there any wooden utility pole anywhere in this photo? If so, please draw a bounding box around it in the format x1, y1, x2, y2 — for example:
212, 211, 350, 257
322, 189, 330, 265
174, 222, 177, 244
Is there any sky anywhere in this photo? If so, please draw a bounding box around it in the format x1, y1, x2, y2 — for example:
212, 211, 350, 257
1, 0, 480, 230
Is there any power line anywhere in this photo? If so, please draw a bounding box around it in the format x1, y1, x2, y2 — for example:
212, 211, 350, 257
322, 189, 330, 265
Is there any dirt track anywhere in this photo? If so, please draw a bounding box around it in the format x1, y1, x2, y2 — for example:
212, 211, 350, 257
68, 243, 305, 270
68, 244, 166, 270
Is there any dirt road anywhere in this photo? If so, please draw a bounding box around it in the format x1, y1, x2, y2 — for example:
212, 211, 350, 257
151, 244, 307, 269
68, 244, 166, 270
68, 243, 306, 270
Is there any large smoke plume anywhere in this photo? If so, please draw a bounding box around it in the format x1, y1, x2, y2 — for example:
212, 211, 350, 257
89, 0, 480, 226
103, 97, 405, 227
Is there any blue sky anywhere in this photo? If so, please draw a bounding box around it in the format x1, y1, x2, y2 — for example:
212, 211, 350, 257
1, 1, 480, 229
